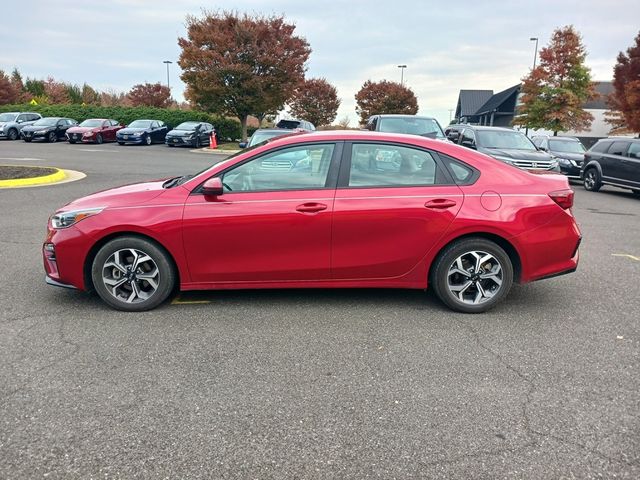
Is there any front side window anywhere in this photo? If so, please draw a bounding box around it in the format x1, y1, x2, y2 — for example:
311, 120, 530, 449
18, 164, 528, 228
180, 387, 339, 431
222, 144, 335, 192
627, 143, 640, 159
16, 114, 27, 122
461, 129, 476, 145
348, 144, 440, 187
590, 141, 611, 153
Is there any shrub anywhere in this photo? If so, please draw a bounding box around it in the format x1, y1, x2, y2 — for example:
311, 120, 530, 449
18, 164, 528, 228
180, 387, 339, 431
0, 104, 243, 141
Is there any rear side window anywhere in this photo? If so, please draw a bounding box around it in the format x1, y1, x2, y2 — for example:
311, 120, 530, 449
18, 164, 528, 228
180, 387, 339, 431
608, 141, 629, 156
439, 153, 479, 185
627, 143, 640, 159
590, 141, 611, 153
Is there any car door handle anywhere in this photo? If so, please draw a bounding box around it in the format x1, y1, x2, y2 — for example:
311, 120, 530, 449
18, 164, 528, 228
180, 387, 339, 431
296, 202, 328, 213
425, 199, 457, 209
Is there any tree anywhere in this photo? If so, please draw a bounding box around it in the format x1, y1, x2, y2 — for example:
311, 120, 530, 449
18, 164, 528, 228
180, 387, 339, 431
606, 31, 640, 136
178, 11, 311, 141
127, 82, 171, 108
355, 80, 418, 124
43, 77, 70, 104
0, 70, 20, 104
288, 78, 340, 127
514, 25, 596, 135
10, 68, 27, 102
81, 83, 101, 105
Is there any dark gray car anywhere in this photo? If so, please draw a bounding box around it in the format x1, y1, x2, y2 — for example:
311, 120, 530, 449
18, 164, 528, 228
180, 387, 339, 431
0, 112, 42, 140
582, 137, 640, 195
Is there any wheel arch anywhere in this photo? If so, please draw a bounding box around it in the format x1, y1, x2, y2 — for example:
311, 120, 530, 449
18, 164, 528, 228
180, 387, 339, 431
583, 160, 602, 176
428, 232, 522, 284
83, 231, 181, 293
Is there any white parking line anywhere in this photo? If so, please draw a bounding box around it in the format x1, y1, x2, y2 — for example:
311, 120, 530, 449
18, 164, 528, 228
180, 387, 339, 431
77, 149, 110, 153
0, 157, 46, 161
612, 253, 640, 262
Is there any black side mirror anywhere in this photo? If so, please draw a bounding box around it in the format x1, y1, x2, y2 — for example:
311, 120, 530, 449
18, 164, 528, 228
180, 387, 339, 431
238, 142, 247, 149
202, 177, 224, 196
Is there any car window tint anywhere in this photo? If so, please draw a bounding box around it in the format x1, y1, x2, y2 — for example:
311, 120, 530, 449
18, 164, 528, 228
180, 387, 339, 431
17, 114, 28, 122
591, 141, 611, 153
627, 143, 640, 159
348, 144, 439, 187
608, 141, 629, 156
222, 144, 335, 192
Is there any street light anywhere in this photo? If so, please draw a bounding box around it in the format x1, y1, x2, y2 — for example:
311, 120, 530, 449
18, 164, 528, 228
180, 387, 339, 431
530, 37, 539, 70
162, 60, 172, 89
398, 65, 407, 85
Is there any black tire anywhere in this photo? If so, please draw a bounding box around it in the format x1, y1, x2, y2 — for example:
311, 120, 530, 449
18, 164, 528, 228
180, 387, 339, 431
7, 129, 18, 140
195, 137, 201, 148
144, 135, 152, 146
632, 189, 640, 197
96, 133, 103, 144
91, 236, 176, 312
69, 139, 76, 144
23, 138, 32, 143
431, 238, 514, 313
48, 132, 57, 143
583, 168, 602, 192
167, 144, 174, 147
118, 141, 125, 146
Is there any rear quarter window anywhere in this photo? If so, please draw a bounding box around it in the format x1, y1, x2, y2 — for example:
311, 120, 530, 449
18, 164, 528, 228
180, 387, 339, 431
590, 141, 611, 153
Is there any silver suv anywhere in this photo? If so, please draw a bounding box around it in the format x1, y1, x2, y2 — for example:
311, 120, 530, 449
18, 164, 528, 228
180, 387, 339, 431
0, 112, 42, 140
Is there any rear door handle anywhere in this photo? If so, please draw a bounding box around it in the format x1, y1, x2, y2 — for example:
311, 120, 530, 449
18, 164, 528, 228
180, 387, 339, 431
296, 202, 328, 213
425, 199, 457, 209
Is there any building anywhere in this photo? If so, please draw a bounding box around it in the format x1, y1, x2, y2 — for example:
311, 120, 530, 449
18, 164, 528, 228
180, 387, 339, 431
454, 90, 493, 124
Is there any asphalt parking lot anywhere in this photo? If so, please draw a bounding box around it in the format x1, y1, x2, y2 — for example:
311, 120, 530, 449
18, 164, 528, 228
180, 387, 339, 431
1, 140, 639, 479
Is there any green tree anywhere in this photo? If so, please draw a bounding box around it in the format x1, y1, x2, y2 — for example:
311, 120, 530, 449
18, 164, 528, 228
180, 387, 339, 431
178, 10, 311, 141
288, 78, 340, 127
355, 80, 418, 124
514, 25, 596, 135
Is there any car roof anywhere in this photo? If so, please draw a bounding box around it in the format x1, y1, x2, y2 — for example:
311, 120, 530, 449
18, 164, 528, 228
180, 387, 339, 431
253, 128, 291, 134
374, 114, 438, 120
266, 129, 448, 144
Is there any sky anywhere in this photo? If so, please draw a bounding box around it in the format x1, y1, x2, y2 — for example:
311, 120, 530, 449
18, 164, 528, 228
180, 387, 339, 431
1, 0, 638, 127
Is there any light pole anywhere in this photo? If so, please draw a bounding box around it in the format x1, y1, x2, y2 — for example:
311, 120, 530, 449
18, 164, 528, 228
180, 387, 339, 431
398, 65, 407, 85
525, 38, 539, 136
162, 60, 172, 89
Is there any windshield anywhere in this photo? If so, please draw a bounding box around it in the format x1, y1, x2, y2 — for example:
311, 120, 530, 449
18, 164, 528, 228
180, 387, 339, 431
128, 120, 152, 128
476, 130, 536, 150
248, 130, 289, 146
33, 118, 58, 126
0, 113, 18, 122
549, 139, 586, 154
175, 122, 199, 131
378, 117, 445, 139
79, 119, 103, 128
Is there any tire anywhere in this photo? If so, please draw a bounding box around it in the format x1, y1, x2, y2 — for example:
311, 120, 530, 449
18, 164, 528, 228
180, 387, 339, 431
167, 144, 174, 147
7, 129, 18, 140
48, 132, 57, 143
69, 139, 76, 144
195, 137, 201, 148
24, 138, 32, 143
144, 135, 152, 146
118, 141, 125, 146
91, 236, 176, 312
632, 189, 640, 197
431, 238, 514, 313
583, 168, 601, 192
96, 133, 103, 144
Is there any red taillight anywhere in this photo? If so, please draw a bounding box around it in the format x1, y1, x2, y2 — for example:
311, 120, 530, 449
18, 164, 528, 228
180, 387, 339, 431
549, 189, 574, 210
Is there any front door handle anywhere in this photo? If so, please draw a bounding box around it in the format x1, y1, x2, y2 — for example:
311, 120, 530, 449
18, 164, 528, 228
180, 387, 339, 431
425, 199, 457, 209
296, 202, 328, 213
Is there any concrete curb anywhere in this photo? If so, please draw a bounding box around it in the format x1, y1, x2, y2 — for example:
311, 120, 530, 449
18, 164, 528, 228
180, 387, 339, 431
0, 167, 86, 189
0, 166, 66, 188
190, 147, 241, 155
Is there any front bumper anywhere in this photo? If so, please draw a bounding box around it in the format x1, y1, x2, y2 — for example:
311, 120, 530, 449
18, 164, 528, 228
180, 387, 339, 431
21, 131, 48, 140
558, 162, 582, 179
117, 136, 145, 144
67, 132, 96, 143
45, 275, 77, 289
166, 136, 195, 146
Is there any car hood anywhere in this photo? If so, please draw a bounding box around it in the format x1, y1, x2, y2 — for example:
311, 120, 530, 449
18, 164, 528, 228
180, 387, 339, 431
22, 124, 53, 132
67, 126, 96, 134
550, 151, 584, 161
119, 127, 148, 134
60, 179, 169, 211
0, 121, 16, 127
478, 148, 553, 161
167, 130, 194, 137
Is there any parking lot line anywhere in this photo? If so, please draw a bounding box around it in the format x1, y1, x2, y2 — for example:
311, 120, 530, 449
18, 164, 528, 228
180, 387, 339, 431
171, 296, 211, 305
611, 253, 640, 262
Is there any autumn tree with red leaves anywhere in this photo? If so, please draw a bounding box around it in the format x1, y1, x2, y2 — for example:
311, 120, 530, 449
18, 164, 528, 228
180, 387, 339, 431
355, 80, 418, 124
127, 82, 171, 108
43, 77, 70, 104
178, 11, 311, 141
0, 70, 21, 105
288, 78, 340, 127
514, 26, 596, 135
606, 31, 640, 136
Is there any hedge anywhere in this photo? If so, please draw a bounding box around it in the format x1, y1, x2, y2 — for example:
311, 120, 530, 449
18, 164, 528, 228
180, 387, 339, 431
0, 104, 244, 141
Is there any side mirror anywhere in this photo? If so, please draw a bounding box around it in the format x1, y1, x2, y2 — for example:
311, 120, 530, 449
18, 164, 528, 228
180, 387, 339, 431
238, 142, 247, 148
17, 119, 23, 124
202, 177, 224, 196
461, 140, 476, 149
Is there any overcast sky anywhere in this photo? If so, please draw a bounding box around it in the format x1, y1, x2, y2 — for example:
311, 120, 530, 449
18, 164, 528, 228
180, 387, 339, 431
1, 0, 638, 127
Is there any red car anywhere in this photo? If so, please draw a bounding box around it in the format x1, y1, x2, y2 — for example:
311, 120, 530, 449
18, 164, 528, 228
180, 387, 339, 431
43, 131, 581, 313
66, 119, 123, 144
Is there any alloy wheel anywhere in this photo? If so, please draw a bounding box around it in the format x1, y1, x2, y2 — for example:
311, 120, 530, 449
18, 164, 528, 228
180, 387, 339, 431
446, 250, 503, 305
101, 248, 160, 304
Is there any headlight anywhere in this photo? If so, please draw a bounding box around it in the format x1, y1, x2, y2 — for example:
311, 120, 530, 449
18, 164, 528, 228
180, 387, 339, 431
51, 207, 105, 229
36, 130, 48, 134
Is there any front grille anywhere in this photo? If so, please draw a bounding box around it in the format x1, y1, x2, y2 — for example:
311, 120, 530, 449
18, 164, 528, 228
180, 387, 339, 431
510, 159, 555, 170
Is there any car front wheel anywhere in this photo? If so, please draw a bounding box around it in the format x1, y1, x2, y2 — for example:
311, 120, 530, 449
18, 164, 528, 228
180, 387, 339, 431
48, 132, 57, 143
91, 236, 176, 312
8, 129, 18, 140
145, 135, 152, 145
583, 168, 602, 192
431, 238, 513, 313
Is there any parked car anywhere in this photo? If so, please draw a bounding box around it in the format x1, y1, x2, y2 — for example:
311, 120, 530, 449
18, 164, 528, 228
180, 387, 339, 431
165, 121, 214, 148
532, 135, 586, 179
116, 119, 168, 145
43, 131, 580, 314
365, 114, 446, 140
66, 119, 123, 144
20, 117, 77, 143
581, 137, 640, 195
0, 112, 42, 140
239, 128, 301, 148
276, 118, 315, 131
447, 125, 559, 171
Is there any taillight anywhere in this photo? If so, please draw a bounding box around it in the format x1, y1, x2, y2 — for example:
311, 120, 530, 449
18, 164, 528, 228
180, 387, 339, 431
549, 189, 574, 209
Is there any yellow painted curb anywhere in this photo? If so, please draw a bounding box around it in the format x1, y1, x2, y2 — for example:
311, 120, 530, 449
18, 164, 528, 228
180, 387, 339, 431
0, 166, 66, 188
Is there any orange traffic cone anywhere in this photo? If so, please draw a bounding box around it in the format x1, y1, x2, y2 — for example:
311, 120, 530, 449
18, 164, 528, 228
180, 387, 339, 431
209, 131, 217, 149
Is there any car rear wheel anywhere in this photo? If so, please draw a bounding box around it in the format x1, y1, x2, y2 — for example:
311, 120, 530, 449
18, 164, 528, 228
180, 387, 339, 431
583, 168, 601, 192
145, 135, 152, 146
96, 133, 103, 144
48, 132, 57, 143
431, 238, 513, 313
7, 129, 18, 140
91, 236, 176, 312
632, 189, 640, 197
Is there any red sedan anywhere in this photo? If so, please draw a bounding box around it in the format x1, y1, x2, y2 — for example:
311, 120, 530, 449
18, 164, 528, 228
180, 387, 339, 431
43, 131, 581, 313
66, 119, 123, 144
